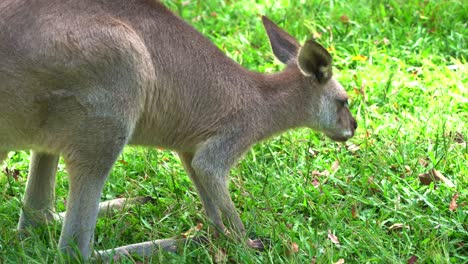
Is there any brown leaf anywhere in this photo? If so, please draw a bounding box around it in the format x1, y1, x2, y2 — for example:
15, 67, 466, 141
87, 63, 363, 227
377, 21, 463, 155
454, 132, 465, 144
213, 248, 227, 264
418, 158, 429, 167
312, 178, 320, 188
118, 159, 128, 165
181, 223, 204, 238
12, 169, 20, 181
418, 172, 432, 185
4, 167, 20, 181
418, 169, 455, 188
449, 193, 459, 211
408, 255, 418, 264
327, 230, 340, 244
290, 242, 299, 253
340, 15, 350, 24
335, 259, 345, 264
351, 206, 358, 219
331, 160, 340, 173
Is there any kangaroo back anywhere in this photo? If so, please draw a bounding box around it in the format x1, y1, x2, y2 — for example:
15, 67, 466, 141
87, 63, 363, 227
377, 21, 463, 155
0, 0, 356, 261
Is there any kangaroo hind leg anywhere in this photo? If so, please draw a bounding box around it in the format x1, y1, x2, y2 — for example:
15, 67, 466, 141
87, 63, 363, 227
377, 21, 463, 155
57, 118, 133, 261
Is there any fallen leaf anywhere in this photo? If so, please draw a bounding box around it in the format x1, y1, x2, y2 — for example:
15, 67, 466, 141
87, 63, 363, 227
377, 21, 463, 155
408, 255, 418, 264
404, 165, 411, 173
418, 172, 432, 185
308, 148, 317, 157
312, 170, 330, 177
390, 164, 399, 172
449, 193, 459, 211
454, 132, 465, 144
118, 159, 128, 165
335, 259, 345, 264
12, 169, 20, 181
181, 223, 204, 237
327, 230, 340, 244
346, 143, 360, 152
331, 160, 340, 173
383, 37, 390, 45
432, 170, 455, 187
4, 167, 20, 181
291, 242, 299, 253
418, 158, 429, 167
418, 169, 455, 188
340, 15, 350, 24
351, 206, 358, 219
389, 223, 410, 231
313, 31, 322, 39
213, 248, 227, 264
312, 178, 320, 188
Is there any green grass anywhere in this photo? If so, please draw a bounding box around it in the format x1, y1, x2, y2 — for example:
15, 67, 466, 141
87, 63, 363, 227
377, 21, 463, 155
1, 0, 467, 263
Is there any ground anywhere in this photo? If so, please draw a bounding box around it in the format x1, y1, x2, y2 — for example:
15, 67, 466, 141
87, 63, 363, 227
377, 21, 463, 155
0, 0, 466, 263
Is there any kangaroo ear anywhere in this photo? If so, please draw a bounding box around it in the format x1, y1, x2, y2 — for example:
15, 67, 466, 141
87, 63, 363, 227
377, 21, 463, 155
262, 16, 300, 64
298, 40, 332, 83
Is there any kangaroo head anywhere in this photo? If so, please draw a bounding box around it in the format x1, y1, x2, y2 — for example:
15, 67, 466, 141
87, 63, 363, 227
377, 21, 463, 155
262, 17, 357, 142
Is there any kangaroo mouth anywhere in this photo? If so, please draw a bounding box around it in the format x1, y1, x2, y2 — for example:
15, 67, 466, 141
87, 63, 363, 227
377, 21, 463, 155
325, 131, 354, 142
329, 135, 350, 142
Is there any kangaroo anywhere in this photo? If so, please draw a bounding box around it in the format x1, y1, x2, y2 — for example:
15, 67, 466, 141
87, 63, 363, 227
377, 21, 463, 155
0, 0, 357, 261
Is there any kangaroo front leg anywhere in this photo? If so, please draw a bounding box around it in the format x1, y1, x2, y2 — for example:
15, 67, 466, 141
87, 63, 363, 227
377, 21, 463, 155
179, 152, 224, 234
18, 152, 59, 229
190, 136, 251, 242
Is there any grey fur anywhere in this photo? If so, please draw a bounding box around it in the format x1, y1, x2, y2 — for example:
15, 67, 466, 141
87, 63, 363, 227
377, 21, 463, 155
0, 0, 357, 260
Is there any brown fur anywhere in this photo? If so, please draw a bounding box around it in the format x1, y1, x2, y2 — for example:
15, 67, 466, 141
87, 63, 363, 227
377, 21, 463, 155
0, 0, 356, 260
